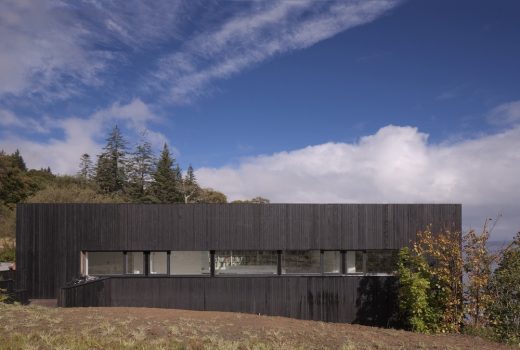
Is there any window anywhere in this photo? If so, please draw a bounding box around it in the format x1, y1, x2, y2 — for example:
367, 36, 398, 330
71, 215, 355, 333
346, 251, 364, 274
282, 251, 321, 274
323, 251, 341, 274
149, 252, 168, 274
87, 252, 124, 275
366, 250, 398, 274
126, 252, 144, 274
170, 251, 210, 275
215, 251, 277, 275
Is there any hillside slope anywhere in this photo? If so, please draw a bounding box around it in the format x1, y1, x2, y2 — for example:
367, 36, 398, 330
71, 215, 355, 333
0, 304, 513, 350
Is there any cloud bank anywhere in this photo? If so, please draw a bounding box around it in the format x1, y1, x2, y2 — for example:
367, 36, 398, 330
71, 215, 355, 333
197, 125, 520, 239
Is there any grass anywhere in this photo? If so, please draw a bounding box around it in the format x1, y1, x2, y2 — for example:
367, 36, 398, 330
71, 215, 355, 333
0, 304, 514, 350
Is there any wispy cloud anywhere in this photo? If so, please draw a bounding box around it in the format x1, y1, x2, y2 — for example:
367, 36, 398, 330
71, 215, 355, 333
487, 100, 520, 125
0, 0, 399, 105
150, 0, 400, 104
0, 0, 185, 100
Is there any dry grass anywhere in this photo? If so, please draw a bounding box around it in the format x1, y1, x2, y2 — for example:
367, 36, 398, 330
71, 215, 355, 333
0, 304, 514, 350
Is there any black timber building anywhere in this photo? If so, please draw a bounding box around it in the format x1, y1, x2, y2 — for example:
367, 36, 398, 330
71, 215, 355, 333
16, 203, 461, 324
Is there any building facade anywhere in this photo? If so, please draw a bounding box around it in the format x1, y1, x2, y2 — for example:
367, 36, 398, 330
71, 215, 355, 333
16, 203, 461, 324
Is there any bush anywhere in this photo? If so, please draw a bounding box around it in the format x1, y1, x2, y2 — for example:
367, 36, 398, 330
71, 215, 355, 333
488, 233, 520, 345
0, 239, 15, 262
397, 247, 441, 332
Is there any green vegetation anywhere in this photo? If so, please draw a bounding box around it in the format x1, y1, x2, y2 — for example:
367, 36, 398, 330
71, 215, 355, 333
1, 125, 264, 243
398, 226, 520, 346
488, 232, 520, 345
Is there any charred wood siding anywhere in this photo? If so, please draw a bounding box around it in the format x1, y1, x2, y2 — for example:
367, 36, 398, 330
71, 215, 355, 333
58, 276, 397, 324
16, 203, 461, 302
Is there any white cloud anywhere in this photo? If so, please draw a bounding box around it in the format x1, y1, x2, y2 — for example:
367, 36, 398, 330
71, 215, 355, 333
0, 99, 167, 174
196, 125, 520, 240
0, 0, 184, 99
487, 100, 520, 125
152, 0, 400, 104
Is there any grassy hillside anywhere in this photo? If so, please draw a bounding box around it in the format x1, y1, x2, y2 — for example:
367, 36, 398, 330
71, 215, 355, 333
0, 304, 514, 350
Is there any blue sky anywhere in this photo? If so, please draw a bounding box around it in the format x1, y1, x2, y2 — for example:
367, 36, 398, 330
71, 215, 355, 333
1, 0, 520, 239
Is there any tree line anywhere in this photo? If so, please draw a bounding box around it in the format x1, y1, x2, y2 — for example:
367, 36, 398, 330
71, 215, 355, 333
77, 125, 227, 204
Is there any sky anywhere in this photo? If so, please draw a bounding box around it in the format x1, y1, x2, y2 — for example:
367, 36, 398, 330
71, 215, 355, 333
0, 0, 519, 240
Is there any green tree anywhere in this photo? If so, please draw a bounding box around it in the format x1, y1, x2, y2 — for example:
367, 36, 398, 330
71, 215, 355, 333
397, 247, 439, 333
127, 133, 155, 202
488, 232, 520, 345
77, 153, 94, 181
232, 196, 270, 204
151, 144, 181, 203
11, 149, 26, 171
0, 151, 28, 206
397, 227, 464, 333
181, 164, 200, 203
95, 125, 128, 193
197, 188, 227, 203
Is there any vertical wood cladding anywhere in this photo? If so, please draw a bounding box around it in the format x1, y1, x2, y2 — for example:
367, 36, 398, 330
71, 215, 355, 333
17, 203, 461, 302
59, 276, 397, 324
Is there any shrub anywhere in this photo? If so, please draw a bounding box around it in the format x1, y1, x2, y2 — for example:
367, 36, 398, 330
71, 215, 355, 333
0, 239, 15, 262
488, 232, 520, 345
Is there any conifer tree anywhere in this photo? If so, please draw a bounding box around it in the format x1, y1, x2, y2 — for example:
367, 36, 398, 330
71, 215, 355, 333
77, 153, 94, 181
151, 143, 181, 203
181, 164, 200, 203
127, 132, 155, 202
95, 125, 128, 193
11, 149, 27, 171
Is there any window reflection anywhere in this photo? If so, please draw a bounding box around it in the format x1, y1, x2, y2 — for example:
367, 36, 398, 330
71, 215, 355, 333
87, 252, 124, 275
215, 251, 277, 275
282, 251, 321, 274
150, 252, 168, 274
170, 251, 210, 275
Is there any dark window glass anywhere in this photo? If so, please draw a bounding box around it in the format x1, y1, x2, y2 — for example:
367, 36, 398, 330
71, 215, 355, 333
87, 252, 124, 275
215, 251, 277, 275
346, 251, 364, 273
170, 251, 210, 275
366, 250, 398, 274
126, 252, 144, 274
323, 251, 341, 273
282, 251, 321, 274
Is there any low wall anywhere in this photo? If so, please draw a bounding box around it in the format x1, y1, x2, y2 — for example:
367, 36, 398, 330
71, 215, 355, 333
58, 276, 397, 325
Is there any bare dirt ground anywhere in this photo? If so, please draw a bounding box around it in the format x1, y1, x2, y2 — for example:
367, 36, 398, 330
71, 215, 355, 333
0, 304, 514, 350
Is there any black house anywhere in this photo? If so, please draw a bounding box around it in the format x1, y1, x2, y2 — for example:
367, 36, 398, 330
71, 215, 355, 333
16, 203, 461, 324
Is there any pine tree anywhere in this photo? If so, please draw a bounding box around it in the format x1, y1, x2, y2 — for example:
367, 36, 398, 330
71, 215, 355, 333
181, 164, 200, 203
11, 149, 27, 171
77, 153, 94, 181
95, 125, 128, 193
127, 132, 155, 202
151, 143, 181, 203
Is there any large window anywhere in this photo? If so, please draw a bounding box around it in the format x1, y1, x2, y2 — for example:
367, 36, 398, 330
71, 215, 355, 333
170, 251, 210, 275
87, 252, 124, 275
346, 251, 364, 274
215, 251, 277, 275
149, 252, 168, 274
126, 252, 144, 275
282, 251, 321, 274
366, 250, 398, 274
83, 249, 400, 277
323, 251, 341, 274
